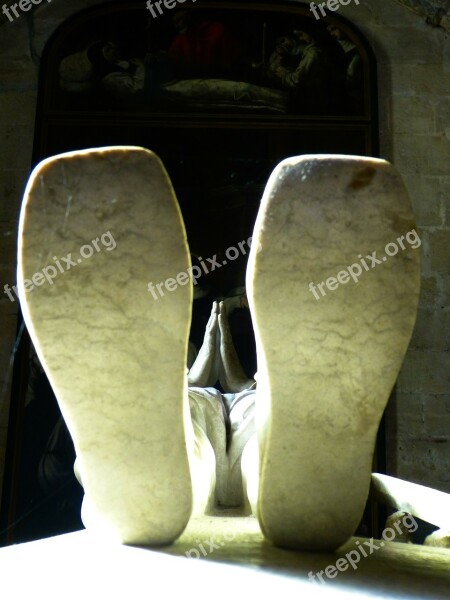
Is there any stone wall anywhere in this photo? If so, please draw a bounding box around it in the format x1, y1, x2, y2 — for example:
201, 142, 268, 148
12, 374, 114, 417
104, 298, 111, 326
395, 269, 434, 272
0, 0, 449, 515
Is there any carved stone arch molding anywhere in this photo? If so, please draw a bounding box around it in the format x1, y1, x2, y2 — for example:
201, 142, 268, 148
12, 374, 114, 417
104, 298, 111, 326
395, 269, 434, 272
392, 0, 450, 30
2, 1, 382, 545
34, 0, 379, 287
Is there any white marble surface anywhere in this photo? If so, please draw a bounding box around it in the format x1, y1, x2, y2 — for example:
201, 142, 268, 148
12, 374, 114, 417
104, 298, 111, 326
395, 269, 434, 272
1, 516, 449, 599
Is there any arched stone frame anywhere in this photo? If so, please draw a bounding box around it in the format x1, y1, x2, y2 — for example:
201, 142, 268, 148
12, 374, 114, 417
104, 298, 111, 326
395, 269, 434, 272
33, 0, 379, 284
2, 0, 384, 544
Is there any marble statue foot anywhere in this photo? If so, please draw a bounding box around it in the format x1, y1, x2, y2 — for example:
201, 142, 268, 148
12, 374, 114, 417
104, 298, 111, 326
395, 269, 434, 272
246, 155, 421, 551
18, 147, 194, 546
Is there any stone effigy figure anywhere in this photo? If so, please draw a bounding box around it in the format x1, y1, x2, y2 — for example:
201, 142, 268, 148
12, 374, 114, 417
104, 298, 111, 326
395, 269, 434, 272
187, 297, 256, 510
18, 148, 421, 551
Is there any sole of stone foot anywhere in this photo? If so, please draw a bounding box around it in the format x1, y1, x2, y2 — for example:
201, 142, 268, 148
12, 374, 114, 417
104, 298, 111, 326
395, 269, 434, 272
247, 155, 421, 551
18, 147, 194, 545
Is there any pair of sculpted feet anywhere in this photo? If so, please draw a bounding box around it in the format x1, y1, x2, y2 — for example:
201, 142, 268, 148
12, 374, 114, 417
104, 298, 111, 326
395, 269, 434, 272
18, 148, 420, 551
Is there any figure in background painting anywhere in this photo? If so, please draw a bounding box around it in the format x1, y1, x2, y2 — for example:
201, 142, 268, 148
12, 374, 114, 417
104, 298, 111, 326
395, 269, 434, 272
98, 44, 147, 97
168, 11, 242, 76
269, 25, 347, 113
327, 25, 363, 112
59, 40, 146, 96
266, 35, 304, 80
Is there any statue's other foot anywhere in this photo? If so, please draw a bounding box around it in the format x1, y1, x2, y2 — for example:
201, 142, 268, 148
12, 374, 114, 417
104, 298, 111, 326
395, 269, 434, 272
19, 147, 194, 546
246, 155, 421, 551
